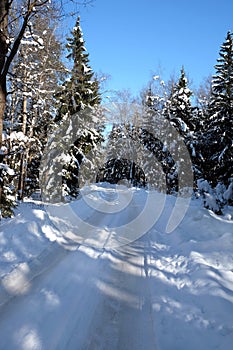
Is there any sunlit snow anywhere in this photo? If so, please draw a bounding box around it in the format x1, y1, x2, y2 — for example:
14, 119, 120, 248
0, 183, 233, 349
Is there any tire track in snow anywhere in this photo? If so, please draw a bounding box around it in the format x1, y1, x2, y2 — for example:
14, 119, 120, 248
0, 193, 158, 349
115, 242, 158, 350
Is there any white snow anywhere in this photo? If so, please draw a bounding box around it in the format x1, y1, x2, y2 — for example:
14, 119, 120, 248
224, 182, 233, 201
0, 183, 233, 349
0, 163, 15, 176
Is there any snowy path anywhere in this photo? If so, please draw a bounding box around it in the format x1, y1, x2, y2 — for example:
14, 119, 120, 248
0, 238, 158, 350
1, 184, 233, 349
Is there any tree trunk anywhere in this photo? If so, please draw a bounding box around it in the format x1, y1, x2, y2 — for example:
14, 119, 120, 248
0, 84, 6, 204
17, 93, 28, 200
0, 0, 8, 150
17, 152, 25, 200
22, 95, 27, 135
0, 85, 6, 150
0, 0, 8, 205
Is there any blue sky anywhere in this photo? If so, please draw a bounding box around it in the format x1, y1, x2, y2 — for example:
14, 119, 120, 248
64, 0, 233, 97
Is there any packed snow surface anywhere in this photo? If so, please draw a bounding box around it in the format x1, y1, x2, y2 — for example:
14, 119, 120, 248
0, 183, 233, 350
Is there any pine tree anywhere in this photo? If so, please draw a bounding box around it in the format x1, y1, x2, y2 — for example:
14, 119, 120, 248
162, 68, 199, 189
204, 31, 233, 187
164, 67, 195, 133
54, 16, 102, 199
56, 16, 100, 119
211, 31, 233, 118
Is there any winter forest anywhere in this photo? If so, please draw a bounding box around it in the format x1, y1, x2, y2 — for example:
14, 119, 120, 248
1, 1, 233, 349
0, 0, 233, 218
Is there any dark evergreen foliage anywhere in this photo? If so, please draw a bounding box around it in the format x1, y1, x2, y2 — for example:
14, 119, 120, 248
164, 67, 195, 134
102, 121, 178, 192
55, 16, 102, 199
1, 15, 233, 216
56, 17, 100, 120
202, 31, 233, 187
97, 158, 146, 187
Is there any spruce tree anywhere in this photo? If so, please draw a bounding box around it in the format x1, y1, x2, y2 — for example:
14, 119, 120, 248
56, 16, 100, 119
55, 16, 102, 199
204, 31, 233, 187
164, 67, 195, 133
162, 68, 201, 188
211, 31, 233, 118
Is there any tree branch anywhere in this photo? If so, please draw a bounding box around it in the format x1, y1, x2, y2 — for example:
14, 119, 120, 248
1, 0, 50, 80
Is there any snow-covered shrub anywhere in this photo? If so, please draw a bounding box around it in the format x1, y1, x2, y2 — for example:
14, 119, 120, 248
0, 163, 16, 217
197, 178, 232, 214
197, 179, 221, 214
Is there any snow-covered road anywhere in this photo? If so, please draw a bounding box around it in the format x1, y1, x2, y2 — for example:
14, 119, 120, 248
1, 184, 233, 350
0, 238, 158, 350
